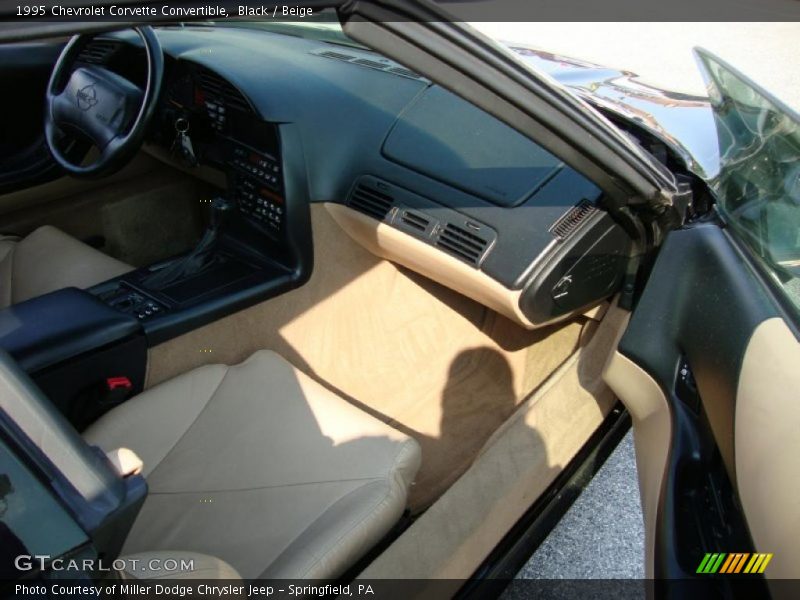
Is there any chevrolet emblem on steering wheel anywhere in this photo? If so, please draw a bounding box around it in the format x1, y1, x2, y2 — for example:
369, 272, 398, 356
76, 83, 98, 111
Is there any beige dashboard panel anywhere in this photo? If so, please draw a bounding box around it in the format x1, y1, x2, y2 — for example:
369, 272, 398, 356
325, 203, 537, 328
736, 317, 800, 580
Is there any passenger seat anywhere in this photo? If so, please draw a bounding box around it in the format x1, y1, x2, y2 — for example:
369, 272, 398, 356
83, 350, 421, 580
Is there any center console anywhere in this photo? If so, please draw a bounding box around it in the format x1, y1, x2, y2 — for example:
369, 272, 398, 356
91, 115, 312, 345
0, 288, 147, 430
90, 62, 313, 345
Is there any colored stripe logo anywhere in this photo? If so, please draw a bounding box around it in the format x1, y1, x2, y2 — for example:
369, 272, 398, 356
696, 552, 773, 574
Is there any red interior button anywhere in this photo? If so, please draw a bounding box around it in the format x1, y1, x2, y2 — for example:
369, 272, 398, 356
107, 376, 132, 391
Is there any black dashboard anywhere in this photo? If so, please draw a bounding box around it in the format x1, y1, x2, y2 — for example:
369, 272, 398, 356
152, 60, 287, 236
90, 25, 632, 328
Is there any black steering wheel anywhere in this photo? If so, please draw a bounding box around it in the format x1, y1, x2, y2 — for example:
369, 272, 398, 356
45, 27, 164, 178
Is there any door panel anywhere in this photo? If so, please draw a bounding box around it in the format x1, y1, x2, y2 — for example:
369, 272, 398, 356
618, 223, 779, 482
736, 318, 800, 580
0, 41, 64, 194
603, 350, 669, 579
604, 221, 798, 585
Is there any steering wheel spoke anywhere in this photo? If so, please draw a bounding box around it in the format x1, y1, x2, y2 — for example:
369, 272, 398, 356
45, 27, 163, 178
99, 135, 126, 163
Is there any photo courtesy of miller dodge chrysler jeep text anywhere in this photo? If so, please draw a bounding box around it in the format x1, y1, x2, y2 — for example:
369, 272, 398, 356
14, 583, 370, 597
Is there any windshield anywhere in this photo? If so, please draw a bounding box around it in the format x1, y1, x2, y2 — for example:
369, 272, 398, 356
696, 49, 800, 312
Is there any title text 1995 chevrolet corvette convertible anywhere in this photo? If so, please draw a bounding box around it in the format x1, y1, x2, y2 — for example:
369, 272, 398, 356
0, 2, 798, 597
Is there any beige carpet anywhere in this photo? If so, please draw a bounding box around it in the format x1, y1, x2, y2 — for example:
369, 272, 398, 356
358, 302, 626, 580
147, 203, 589, 510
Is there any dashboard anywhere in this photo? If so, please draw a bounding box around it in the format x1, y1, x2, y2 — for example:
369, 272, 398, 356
89, 25, 632, 328
151, 61, 286, 236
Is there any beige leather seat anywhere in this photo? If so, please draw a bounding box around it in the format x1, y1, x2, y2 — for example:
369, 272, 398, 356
0, 225, 132, 309
84, 350, 421, 580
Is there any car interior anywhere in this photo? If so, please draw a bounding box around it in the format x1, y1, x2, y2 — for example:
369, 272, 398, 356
2, 16, 797, 589
0, 20, 637, 582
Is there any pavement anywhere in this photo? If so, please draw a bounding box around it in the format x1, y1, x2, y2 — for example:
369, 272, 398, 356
511, 431, 645, 582
470, 23, 800, 109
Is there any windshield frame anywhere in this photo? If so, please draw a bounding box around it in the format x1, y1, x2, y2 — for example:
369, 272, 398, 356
207, 9, 369, 50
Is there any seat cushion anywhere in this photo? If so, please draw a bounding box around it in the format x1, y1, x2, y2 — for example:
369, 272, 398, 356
0, 225, 132, 309
84, 350, 421, 580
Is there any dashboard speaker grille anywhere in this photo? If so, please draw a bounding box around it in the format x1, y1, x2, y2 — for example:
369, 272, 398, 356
386, 67, 423, 80
317, 50, 353, 61
549, 200, 598, 240
436, 223, 489, 266
349, 184, 394, 221
352, 58, 390, 70
313, 49, 424, 81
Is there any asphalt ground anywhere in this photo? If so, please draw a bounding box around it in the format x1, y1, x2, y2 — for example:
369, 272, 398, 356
510, 431, 644, 582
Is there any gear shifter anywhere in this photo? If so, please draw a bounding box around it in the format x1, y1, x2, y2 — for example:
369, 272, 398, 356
209, 195, 233, 231
142, 196, 233, 290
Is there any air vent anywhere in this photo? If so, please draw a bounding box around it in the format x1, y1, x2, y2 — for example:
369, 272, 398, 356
196, 67, 253, 113
399, 209, 431, 233
77, 40, 120, 65
349, 183, 394, 221
549, 200, 598, 241
436, 223, 489, 266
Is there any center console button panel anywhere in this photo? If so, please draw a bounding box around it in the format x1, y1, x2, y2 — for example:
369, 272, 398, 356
228, 143, 285, 233
234, 177, 284, 232
105, 288, 165, 320
230, 145, 281, 187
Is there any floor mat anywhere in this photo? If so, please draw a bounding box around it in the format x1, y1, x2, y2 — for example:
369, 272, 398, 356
358, 306, 625, 580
